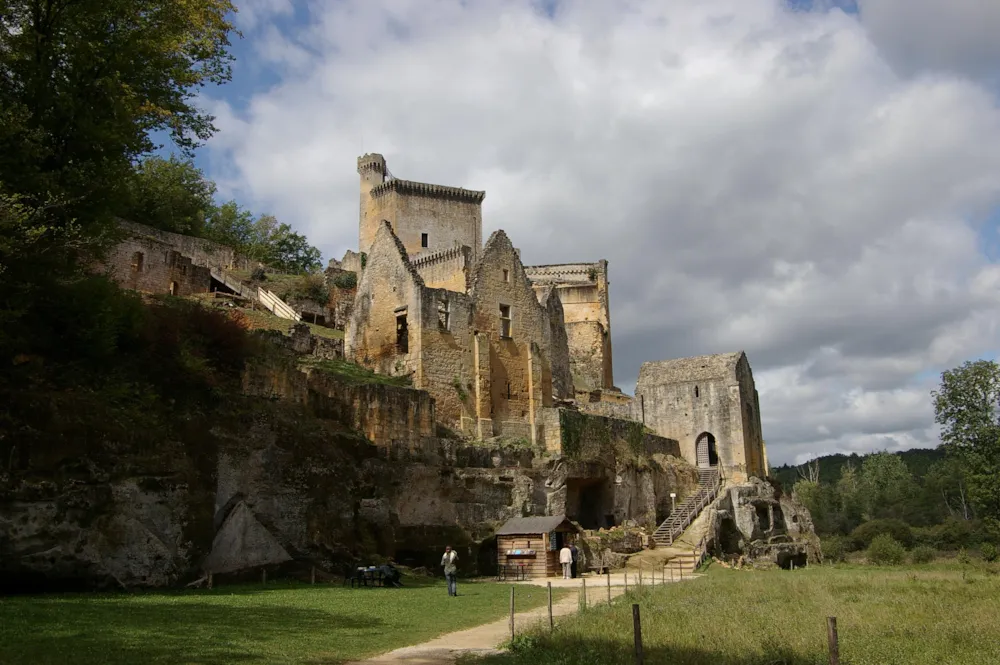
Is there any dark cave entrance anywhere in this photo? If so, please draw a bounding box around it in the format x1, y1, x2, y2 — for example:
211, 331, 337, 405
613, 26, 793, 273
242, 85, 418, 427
567, 478, 606, 530
777, 550, 808, 570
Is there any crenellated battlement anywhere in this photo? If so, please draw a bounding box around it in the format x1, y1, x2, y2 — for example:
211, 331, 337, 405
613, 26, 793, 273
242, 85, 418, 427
357, 153, 386, 174
370, 178, 486, 204
524, 261, 606, 284
411, 245, 471, 267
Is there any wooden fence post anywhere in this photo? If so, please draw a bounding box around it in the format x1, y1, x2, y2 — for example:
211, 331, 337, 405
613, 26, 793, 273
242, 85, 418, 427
582, 577, 587, 610
311, 566, 316, 585
548, 582, 553, 631
827, 616, 839, 665
607, 570, 612, 604
632, 603, 644, 665
207, 572, 213, 589
510, 586, 515, 642
624, 571, 628, 593
262, 569, 267, 585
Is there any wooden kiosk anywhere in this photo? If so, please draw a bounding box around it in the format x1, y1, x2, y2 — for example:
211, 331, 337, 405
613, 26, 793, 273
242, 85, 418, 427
495, 515, 579, 579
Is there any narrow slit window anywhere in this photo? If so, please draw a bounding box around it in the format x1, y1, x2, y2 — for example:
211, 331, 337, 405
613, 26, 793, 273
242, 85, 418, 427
499, 304, 512, 339
438, 298, 450, 330
396, 314, 408, 353
695, 385, 700, 398
421, 233, 428, 248
502, 269, 509, 282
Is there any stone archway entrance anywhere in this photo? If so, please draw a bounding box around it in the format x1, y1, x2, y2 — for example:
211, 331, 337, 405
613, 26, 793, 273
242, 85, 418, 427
696, 432, 719, 469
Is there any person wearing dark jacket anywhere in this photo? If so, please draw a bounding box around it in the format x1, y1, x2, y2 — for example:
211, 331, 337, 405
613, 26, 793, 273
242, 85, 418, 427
570, 542, 579, 579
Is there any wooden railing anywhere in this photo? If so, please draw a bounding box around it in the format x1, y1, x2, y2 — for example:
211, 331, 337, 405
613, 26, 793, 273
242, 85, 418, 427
258, 287, 301, 322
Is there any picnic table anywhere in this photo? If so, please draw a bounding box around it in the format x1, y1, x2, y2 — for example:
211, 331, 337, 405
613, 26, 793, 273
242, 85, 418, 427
346, 566, 385, 588
495, 562, 528, 582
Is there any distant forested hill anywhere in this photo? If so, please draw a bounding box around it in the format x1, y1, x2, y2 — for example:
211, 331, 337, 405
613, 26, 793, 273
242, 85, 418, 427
770, 447, 945, 488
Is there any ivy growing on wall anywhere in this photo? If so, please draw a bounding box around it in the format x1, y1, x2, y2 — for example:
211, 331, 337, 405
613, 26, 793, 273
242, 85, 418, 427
558, 409, 650, 464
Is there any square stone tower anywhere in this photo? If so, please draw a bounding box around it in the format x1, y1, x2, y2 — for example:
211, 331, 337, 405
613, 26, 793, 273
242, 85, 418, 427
634, 351, 766, 483
357, 153, 485, 262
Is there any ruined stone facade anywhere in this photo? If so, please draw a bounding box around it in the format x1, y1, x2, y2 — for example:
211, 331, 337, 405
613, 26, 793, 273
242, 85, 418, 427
345, 222, 562, 442
347, 154, 614, 441
525, 261, 614, 392
102, 232, 212, 296
634, 352, 767, 484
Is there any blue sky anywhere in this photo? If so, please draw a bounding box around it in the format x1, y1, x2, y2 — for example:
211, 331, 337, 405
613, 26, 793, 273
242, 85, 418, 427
155, 0, 1000, 466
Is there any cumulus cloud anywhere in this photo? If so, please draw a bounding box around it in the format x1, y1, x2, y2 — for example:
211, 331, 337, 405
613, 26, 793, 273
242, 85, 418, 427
855, 0, 1000, 87
206, 0, 1000, 465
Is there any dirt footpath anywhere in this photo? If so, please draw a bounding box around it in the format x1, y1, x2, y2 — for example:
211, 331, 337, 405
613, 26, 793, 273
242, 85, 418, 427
345, 573, 691, 665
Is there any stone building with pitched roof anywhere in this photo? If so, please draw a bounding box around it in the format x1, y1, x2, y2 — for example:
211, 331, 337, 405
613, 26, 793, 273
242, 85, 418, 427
634, 352, 767, 483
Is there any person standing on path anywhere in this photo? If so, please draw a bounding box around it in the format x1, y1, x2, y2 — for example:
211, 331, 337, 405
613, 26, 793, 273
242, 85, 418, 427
559, 544, 573, 579
441, 545, 459, 596
570, 542, 579, 579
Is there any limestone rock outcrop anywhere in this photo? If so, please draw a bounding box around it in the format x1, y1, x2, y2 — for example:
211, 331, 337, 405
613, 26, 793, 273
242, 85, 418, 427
709, 477, 821, 568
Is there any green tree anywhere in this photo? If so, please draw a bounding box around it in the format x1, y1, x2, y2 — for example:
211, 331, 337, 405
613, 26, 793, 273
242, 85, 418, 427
859, 451, 916, 521
204, 206, 322, 274
204, 200, 256, 253
1, 0, 236, 208
932, 360, 1000, 523
117, 155, 217, 235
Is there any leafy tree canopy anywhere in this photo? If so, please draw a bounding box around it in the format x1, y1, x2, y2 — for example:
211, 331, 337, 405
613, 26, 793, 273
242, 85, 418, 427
118, 155, 217, 236
933, 359, 1000, 523
0, 0, 237, 229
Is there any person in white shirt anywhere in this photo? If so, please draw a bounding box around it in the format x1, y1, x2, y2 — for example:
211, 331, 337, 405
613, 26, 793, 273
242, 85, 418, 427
441, 545, 459, 596
559, 544, 573, 579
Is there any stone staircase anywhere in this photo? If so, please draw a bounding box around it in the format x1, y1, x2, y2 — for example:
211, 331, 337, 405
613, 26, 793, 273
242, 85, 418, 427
210, 267, 301, 322
653, 468, 721, 547
650, 469, 722, 576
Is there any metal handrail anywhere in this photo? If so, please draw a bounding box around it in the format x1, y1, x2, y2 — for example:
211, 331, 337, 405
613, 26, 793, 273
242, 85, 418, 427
659, 470, 721, 545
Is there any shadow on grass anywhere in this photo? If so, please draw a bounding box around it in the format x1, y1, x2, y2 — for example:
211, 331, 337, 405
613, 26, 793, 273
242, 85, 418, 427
482, 636, 824, 665
0, 598, 382, 665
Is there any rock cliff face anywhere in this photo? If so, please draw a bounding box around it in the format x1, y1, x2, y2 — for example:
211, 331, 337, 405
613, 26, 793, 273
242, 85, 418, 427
1, 379, 699, 590
709, 477, 821, 568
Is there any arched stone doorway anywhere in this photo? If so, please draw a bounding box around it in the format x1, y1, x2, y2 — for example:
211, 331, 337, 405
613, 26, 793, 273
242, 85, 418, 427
169, 281, 179, 296
696, 432, 719, 469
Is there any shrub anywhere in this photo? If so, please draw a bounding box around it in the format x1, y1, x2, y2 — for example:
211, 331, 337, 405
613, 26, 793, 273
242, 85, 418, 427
284, 273, 329, 304
821, 536, 848, 563
850, 518, 914, 550
331, 271, 358, 289
981, 543, 999, 563
867, 534, 905, 565
250, 266, 267, 281
910, 546, 936, 564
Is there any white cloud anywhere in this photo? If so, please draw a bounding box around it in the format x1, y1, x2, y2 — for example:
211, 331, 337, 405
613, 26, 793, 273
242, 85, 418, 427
203, 0, 1000, 465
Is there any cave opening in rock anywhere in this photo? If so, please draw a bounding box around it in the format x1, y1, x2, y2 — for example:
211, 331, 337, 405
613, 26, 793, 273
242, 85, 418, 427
718, 516, 743, 555
566, 478, 606, 529
755, 503, 771, 532
777, 550, 808, 570
772, 505, 786, 531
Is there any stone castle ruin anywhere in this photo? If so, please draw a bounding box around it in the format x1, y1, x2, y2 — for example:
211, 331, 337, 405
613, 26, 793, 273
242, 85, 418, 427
8, 153, 819, 590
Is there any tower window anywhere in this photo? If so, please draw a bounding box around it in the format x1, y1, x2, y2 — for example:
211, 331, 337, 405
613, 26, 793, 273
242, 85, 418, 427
500, 304, 512, 339
421, 233, 428, 248
131, 251, 144, 273
695, 385, 700, 398
502, 269, 509, 282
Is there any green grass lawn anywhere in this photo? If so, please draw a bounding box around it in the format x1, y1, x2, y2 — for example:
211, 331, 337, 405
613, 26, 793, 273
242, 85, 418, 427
241, 307, 344, 340
0, 577, 564, 665
464, 562, 1000, 665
